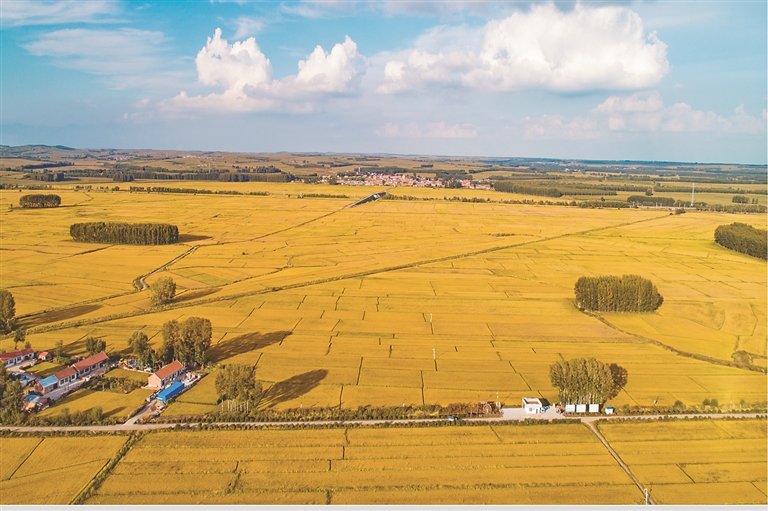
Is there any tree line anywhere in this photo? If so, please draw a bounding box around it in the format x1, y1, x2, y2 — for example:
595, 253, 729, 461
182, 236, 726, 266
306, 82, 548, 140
493, 181, 563, 197
627, 195, 675, 206
575, 275, 663, 312
714, 223, 767, 260
70, 222, 179, 245
19, 194, 61, 208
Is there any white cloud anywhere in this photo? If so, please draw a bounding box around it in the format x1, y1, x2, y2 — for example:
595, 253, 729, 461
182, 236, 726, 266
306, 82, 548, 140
375, 121, 478, 138
22, 28, 185, 89
377, 3, 669, 94
233, 16, 265, 39
524, 92, 765, 139
1, 0, 119, 26
162, 28, 364, 113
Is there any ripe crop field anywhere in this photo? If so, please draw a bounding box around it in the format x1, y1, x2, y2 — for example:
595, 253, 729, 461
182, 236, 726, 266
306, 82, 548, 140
0, 435, 127, 505
599, 419, 768, 505
2, 185, 765, 416
37, 388, 153, 420
84, 423, 642, 504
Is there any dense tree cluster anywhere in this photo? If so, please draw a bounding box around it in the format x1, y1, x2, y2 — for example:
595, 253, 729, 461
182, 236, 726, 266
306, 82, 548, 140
714, 223, 767, 260
84, 336, 107, 356
215, 364, 262, 403
0, 290, 16, 333
70, 222, 179, 245
732, 195, 749, 204
158, 317, 212, 367
626, 195, 675, 206
549, 358, 627, 405
149, 277, 176, 306
575, 275, 663, 312
19, 194, 61, 208
493, 181, 563, 197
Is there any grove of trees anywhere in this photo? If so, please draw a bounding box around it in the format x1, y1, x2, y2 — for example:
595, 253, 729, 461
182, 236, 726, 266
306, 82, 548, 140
150, 277, 176, 306
549, 358, 627, 405
84, 336, 107, 356
714, 222, 767, 260
215, 364, 262, 403
158, 317, 212, 367
493, 181, 563, 198
127, 331, 154, 366
574, 275, 663, 312
19, 194, 61, 208
70, 222, 179, 245
0, 290, 16, 334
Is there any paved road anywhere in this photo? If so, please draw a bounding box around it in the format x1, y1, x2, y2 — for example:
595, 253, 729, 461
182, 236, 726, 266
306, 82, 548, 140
1, 412, 763, 433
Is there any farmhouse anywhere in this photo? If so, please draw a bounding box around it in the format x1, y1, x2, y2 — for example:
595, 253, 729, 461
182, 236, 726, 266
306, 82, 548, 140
522, 397, 544, 414
1, 348, 35, 367
72, 352, 108, 378
148, 360, 185, 389
38, 375, 59, 394
37, 351, 52, 361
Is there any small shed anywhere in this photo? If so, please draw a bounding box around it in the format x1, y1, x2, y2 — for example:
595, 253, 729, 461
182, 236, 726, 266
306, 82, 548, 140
522, 397, 543, 414
588, 404, 600, 413
37, 352, 52, 361
157, 381, 185, 403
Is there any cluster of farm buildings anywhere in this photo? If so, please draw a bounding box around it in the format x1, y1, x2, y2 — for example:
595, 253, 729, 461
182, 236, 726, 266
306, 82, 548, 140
331, 172, 492, 189
2, 347, 196, 414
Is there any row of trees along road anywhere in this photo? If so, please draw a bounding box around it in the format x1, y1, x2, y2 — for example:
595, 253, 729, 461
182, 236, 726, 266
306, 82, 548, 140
70, 222, 179, 245
574, 275, 663, 312
128, 317, 212, 368
549, 358, 628, 405
714, 222, 767, 260
19, 194, 61, 208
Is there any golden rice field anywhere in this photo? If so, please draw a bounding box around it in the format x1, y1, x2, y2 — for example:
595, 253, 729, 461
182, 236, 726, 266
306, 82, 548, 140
599, 419, 767, 505
83, 423, 642, 504
1, 185, 766, 416
0, 435, 127, 505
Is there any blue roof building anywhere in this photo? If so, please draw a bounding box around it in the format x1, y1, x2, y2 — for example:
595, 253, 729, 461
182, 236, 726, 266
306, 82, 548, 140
39, 375, 59, 392
157, 381, 185, 403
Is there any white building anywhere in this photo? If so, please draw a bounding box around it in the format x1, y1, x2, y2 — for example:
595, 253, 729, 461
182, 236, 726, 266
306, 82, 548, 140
522, 397, 543, 414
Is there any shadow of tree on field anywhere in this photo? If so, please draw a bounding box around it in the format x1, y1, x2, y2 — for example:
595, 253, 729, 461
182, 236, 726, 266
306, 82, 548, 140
173, 287, 220, 304
207, 331, 291, 363
19, 304, 102, 329
177, 234, 212, 243
259, 369, 328, 409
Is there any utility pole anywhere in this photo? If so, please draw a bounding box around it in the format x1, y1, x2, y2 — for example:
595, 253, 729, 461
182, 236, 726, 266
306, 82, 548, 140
691, 182, 695, 207
644, 488, 649, 505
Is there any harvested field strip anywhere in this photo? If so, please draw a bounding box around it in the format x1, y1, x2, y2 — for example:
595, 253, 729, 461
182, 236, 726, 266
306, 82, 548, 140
97, 473, 237, 495
11, 436, 127, 479
85, 490, 329, 505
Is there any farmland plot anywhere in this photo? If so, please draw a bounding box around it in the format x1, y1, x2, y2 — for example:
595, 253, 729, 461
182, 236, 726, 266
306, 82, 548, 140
599, 419, 767, 505
86, 423, 642, 504
0, 435, 127, 505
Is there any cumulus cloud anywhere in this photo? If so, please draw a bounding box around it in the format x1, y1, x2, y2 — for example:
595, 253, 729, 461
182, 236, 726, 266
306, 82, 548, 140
163, 29, 364, 113
375, 121, 478, 138
377, 3, 669, 94
1, 0, 118, 26
523, 92, 765, 139
233, 16, 265, 39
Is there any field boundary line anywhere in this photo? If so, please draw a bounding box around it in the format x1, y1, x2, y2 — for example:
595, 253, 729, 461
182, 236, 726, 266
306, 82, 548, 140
585, 421, 654, 505
590, 313, 767, 374
70, 432, 144, 505
5, 436, 43, 481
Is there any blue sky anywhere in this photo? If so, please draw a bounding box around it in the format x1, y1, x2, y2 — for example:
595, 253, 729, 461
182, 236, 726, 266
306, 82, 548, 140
2, 1, 766, 163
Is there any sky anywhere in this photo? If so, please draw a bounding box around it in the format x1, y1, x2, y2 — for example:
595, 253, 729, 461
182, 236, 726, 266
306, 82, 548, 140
1, 0, 766, 163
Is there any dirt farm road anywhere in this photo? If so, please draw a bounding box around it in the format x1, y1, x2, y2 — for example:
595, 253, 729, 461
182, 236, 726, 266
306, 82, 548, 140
1, 412, 763, 433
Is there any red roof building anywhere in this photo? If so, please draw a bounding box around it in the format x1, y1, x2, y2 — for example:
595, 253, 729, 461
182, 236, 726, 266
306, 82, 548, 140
53, 366, 77, 385
72, 352, 108, 377
1, 348, 35, 367
148, 360, 185, 389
